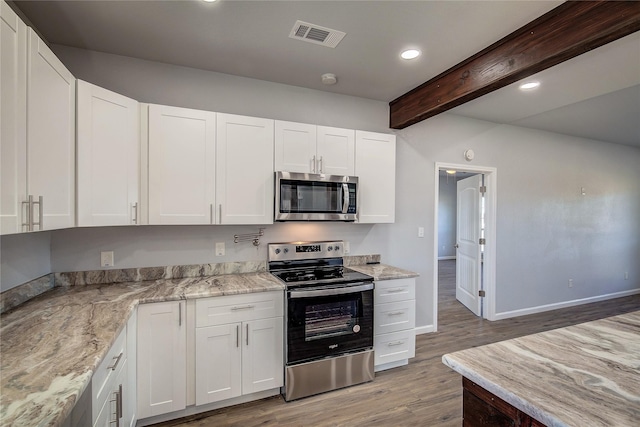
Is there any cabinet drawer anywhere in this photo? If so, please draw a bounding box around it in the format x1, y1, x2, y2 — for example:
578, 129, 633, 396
374, 278, 415, 304
92, 326, 126, 420
195, 291, 283, 327
374, 329, 416, 366
374, 300, 415, 335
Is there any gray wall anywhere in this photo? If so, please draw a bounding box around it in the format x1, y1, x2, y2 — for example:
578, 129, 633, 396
2, 46, 639, 329
438, 176, 457, 258
0, 232, 51, 291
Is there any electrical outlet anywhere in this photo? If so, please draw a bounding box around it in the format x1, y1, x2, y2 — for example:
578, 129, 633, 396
624, 272, 629, 280
418, 227, 425, 238
343, 241, 350, 255
215, 242, 225, 256
568, 279, 573, 288
101, 251, 114, 267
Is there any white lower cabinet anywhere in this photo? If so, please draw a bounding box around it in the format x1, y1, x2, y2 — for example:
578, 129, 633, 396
374, 278, 416, 371
137, 301, 186, 419
194, 292, 283, 406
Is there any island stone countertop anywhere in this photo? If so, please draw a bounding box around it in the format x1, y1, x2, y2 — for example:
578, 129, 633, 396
0, 272, 284, 427
442, 310, 640, 427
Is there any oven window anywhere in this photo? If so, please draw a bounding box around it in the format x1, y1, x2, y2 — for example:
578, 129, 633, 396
305, 300, 358, 341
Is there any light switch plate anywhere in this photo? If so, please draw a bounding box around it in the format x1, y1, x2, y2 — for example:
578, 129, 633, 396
215, 242, 225, 256
418, 227, 425, 238
343, 241, 350, 255
101, 251, 114, 267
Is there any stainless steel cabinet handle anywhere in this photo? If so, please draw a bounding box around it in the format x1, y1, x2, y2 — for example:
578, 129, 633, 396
311, 155, 316, 173
21, 196, 32, 231
107, 352, 123, 371
117, 384, 123, 419
318, 156, 323, 173
33, 196, 43, 230
388, 311, 405, 316
218, 204, 222, 224
178, 302, 182, 327
388, 340, 404, 347
230, 305, 255, 311
132, 202, 138, 224
246, 323, 249, 346
210, 204, 213, 224
386, 288, 405, 294
236, 325, 240, 348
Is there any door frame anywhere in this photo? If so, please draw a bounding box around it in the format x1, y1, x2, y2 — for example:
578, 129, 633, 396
433, 162, 497, 330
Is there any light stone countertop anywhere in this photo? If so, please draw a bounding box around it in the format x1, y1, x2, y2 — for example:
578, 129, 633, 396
0, 272, 284, 427
442, 310, 640, 427
348, 263, 419, 281
0, 262, 417, 427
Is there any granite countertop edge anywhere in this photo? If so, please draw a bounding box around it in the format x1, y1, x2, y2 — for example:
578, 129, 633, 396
1, 264, 417, 427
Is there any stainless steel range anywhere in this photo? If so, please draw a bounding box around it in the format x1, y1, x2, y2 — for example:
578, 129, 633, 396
268, 241, 375, 401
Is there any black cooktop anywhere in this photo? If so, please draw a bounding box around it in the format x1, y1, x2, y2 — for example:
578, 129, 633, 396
271, 266, 373, 289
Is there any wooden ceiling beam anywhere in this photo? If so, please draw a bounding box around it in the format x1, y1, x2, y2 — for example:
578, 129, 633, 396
389, 1, 640, 129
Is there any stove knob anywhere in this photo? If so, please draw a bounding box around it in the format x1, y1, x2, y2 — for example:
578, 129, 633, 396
327, 246, 333, 251
335, 245, 340, 251
283, 248, 289, 254
275, 248, 281, 254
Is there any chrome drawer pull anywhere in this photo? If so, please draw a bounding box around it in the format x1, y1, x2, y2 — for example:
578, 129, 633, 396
388, 340, 404, 347
388, 311, 405, 316
386, 288, 405, 293
231, 304, 255, 311
107, 352, 123, 371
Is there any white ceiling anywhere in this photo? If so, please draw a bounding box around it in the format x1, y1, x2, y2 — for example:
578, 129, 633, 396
11, 0, 640, 147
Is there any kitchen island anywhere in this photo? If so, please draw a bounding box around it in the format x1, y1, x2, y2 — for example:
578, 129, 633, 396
442, 310, 640, 426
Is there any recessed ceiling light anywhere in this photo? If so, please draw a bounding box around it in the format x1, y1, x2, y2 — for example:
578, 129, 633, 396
401, 49, 421, 60
519, 81, 540, 91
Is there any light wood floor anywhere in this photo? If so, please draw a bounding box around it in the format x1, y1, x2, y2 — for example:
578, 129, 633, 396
155, 260, 639, 426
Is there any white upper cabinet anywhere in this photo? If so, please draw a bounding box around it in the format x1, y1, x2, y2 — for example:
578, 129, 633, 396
355, 130, 396, 223
0, 1, 27, 234
316, 126, 355, 176
216, 113, 274, 225
26, 27, 76, 230
275, 121, 355, 176
77, 80, 140, 226
147, 104, 216, 225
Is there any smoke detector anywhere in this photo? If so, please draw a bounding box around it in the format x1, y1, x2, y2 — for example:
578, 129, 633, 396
321, 73, 337, 85
289, 20, 346, 48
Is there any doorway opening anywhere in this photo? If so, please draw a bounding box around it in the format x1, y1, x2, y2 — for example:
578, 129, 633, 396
433, 162, 497, 331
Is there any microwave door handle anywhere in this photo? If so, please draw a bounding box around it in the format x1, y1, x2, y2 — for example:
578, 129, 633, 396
342, 183, 349, 213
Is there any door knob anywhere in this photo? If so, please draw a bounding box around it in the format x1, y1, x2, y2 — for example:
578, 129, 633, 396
454, 244, 459, 248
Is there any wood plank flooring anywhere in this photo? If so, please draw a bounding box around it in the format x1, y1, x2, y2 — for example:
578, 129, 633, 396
154, 260, 639, 426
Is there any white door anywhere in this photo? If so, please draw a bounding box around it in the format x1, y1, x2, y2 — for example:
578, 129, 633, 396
456, 174, 483, 316
27, 28, 76, 230
195, 323, 242, 405
216, 113, 274, 224
316, 126, 355, 176
241, 317, 283, 394
0, 1, 27, 234
147, 104, 215, 224
137, 301, 186, 419
355, 130, 396, 223
274, 120, 316, 173
77, 80, 140, 226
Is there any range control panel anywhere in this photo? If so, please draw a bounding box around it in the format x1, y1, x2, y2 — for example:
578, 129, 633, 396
268, 241, 344, 262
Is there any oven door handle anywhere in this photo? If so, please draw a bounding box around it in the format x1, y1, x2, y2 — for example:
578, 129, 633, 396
289, 282, 374, 298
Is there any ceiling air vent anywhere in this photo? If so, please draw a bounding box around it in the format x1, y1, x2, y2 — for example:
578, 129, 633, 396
289, 20, 346, 48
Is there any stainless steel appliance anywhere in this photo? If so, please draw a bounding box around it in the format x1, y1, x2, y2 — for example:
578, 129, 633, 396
268, 241, 375, 401
275, 172, 358, 221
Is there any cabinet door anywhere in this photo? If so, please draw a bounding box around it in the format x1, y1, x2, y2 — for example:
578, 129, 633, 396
148, 104, 215, 224
27, 28, 75, 230
274, 120, 316, 173
242, 317, 283, 394
124, 310, 137, 427
195, 323, 242, 405
316, 126, 354, 176
0, 1, 27, 235
216, 113, 274, 224
355, 131, 396, 223
137, 301, 186, 419
77, 80, 140, 226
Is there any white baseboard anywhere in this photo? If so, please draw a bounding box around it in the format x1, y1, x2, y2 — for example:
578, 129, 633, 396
492, 288, 640, 321
437, 256, 456, 261
415, 325, 435, 335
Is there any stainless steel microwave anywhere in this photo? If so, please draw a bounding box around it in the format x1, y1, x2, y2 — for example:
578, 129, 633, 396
275, 172, 358, 221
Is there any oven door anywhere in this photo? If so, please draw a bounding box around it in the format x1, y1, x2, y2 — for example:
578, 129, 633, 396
286, 282, 374, 365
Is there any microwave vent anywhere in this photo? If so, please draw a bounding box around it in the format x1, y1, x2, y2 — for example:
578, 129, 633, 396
289, 20, 346, 48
